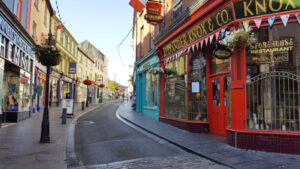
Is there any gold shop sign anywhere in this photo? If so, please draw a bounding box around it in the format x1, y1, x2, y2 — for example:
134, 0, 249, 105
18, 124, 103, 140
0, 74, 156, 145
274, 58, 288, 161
234, 0, 300, 20
163, 4, 233, 57
249, 38, 294, 63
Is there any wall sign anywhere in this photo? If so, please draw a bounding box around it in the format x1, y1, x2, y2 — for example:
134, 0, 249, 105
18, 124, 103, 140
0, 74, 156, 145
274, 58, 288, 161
234, 0, 300, 20
248, 38, 294, 64
69, 62, 76, 74
163, 4, 233, 57
213, 43, 232, 59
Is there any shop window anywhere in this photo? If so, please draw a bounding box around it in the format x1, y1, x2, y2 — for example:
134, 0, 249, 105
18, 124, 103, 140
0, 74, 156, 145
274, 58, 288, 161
145, 71, 151, 106
19, 70, 31, 112
152, 74, 158, 107
0, 35, 7, 58
210, 55, 230, 74
188, 51, 207, 121
164, 55, 187, 120
246, 23, 300, 132
3, 71, 19, 112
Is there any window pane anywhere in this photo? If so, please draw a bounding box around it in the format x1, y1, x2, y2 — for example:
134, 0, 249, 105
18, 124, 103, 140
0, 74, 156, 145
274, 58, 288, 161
246, 23, 300, 131
212, 79, 220, 106
145, 71, 150, 106
152, 74, 157, 107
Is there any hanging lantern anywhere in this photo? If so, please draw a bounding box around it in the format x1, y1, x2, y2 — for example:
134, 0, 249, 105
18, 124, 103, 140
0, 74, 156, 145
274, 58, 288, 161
115, 87, 119, 91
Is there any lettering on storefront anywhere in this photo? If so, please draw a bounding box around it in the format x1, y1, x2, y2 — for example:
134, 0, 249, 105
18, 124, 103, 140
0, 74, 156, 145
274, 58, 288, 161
163, 4, 233, 57
234, 0, 300, 19
249, 38, 294, 63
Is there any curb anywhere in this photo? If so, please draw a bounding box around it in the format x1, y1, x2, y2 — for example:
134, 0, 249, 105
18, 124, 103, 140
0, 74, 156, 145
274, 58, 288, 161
116, 105, 235, 169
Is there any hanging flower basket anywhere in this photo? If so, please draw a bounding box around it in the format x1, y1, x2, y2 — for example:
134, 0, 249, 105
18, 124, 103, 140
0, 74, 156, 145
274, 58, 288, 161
99, 83, 105, 88
83, 79, 94, 85
164, 68, 177, 75
33, 45, 61, 66
150, 67, 164, 75
220, 28, 256, 49
115, 87, 119, 91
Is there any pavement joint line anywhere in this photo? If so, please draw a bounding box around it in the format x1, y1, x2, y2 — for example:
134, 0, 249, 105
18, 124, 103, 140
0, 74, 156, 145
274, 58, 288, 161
66, 100, 122, 168
116, 104, 236, 169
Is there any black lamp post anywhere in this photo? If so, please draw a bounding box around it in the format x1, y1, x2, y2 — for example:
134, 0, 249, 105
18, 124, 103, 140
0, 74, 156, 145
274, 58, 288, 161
40, 32, 52, 143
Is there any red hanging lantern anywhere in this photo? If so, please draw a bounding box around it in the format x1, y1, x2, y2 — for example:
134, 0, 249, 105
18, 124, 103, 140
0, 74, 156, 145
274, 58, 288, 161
83, 79, 95, 85
99, 83, 105, 88
115, 87, 119, 91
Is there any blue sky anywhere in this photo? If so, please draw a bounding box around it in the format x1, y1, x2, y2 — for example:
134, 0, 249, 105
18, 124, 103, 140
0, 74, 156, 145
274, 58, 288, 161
50, 0, 134, 86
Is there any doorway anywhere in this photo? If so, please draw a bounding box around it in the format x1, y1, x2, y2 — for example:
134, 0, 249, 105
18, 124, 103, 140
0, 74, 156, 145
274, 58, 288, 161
209, 74, 229, 136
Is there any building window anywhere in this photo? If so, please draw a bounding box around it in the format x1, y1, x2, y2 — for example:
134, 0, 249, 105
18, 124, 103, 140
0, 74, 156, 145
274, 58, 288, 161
172, 0, 182, 19
140, 26, 144, 58
34, 0, 39, 10
44, 4, 47, 26
246, 22, 300, 132
32, 22, 37, 40
13, 0, 22, 21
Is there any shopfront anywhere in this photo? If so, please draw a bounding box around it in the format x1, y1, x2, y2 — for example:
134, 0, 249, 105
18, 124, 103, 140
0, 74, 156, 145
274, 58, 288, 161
155, 0, 300, 154
136, 49, 160, 120
0, 5, 35, 122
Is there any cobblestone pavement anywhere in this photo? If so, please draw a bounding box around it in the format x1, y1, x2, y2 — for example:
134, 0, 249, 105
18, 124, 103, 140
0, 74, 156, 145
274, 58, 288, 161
71, 154, 230, 169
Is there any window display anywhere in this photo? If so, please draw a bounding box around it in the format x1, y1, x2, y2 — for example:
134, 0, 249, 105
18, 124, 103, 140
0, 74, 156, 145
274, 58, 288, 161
164, 55, 187, 120
246, 23, 300, 131
188, 51, 207, 121
19, 70, 31, 112
3, 71, 19, 112
146, 71, 150, 106
152, 74, 157, 107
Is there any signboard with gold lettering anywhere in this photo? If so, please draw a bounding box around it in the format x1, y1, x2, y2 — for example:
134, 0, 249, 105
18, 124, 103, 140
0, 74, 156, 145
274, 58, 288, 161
248, 38, 294, 64
234, 0, 300, 20
145, 1, 163, 25
163, 4, 233, 57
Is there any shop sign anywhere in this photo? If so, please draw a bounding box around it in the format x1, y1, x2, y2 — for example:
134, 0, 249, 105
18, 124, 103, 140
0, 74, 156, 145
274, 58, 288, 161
38, 72, 46, 80
145, 1, 163, 25
0, 16, 34, 57
69, 62, 76, 74
249, 38, 293, 63
138, 55, 159, 72
233, 0, 300, 20
213, 43, 232, 59
163, 4, 233, 57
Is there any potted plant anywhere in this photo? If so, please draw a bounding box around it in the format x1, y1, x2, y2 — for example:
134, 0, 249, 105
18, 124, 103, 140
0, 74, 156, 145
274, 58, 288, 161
34, 45, 61, 66
151, 67, 164, 75
220, 28, 256, 49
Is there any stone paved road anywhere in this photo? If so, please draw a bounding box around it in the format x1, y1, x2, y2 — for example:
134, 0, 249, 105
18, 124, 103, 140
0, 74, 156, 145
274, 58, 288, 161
72, 154, 230, 169
72, 102, 230, 169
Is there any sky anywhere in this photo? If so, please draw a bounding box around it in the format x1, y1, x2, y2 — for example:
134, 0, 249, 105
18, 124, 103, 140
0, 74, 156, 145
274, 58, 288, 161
50, 0, 134, 86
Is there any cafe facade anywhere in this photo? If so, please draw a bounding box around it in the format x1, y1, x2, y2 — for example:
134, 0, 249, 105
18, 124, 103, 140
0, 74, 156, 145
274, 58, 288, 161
155, 0, 300, 154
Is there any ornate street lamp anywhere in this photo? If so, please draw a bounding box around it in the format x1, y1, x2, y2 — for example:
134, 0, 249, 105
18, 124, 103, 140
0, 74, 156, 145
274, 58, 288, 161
34, 41, 61, 143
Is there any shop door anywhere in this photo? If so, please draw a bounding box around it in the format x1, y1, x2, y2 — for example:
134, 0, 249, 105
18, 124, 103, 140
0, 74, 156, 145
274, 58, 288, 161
209, 75, 229, 136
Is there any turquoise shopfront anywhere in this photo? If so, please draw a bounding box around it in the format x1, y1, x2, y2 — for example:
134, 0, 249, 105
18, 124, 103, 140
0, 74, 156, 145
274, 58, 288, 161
135, 49, 160, 120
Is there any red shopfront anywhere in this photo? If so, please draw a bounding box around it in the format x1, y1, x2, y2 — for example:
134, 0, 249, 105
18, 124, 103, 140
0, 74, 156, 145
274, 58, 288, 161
156, 0, 300, 154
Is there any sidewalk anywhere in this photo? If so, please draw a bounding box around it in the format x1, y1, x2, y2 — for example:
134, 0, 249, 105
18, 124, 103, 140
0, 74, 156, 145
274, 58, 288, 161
118, 102, 300, 169
0, 100, 116, 169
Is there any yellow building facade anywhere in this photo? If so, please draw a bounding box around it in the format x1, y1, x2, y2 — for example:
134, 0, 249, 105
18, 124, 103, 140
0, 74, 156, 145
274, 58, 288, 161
49, 15, 78, 106
28, 0, 53, 113
77, 47, 95, 103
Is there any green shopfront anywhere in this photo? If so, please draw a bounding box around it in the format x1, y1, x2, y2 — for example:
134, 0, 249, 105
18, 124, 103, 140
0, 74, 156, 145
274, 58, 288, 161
136, 49, 160, 120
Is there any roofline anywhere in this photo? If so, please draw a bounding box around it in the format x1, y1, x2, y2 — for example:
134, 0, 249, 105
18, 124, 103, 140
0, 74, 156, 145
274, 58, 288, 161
77, 47, 95, 63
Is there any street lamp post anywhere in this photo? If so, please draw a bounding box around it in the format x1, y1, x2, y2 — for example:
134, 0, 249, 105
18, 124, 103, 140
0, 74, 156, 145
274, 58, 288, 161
40, 32, 52, 143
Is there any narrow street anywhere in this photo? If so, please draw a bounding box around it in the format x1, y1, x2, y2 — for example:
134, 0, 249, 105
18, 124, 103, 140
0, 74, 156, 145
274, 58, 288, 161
72, 102, 229, 169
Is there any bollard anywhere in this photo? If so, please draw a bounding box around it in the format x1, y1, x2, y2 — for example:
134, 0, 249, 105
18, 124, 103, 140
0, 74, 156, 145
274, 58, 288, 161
62, 108, 67, 124
82, 101, 84, 111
